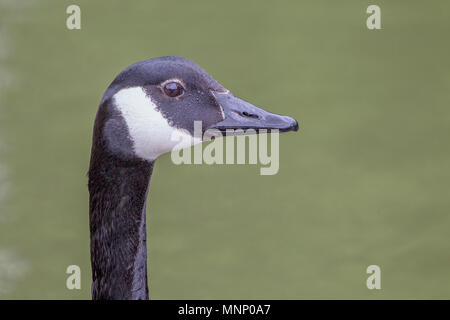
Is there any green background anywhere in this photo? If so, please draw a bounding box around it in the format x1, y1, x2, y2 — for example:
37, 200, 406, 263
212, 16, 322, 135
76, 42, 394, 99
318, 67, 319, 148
0, 0, 449, 299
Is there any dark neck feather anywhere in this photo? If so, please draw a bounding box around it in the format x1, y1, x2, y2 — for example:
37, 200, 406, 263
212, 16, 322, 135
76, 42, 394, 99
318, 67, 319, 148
88, 143, 154, 300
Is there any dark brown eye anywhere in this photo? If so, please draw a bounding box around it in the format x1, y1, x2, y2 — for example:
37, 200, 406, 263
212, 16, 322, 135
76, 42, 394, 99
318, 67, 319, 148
163, 81, 184, 97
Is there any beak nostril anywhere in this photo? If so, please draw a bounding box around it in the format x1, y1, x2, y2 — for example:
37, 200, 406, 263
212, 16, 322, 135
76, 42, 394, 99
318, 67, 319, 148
241, 111, 259, 119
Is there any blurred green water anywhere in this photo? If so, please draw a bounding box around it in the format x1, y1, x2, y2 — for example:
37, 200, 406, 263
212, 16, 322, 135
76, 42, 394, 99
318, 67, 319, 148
0, 0, 449, 299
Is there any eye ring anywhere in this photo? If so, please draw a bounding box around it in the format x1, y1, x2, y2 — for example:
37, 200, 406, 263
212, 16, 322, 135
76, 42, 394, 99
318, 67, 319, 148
161, 79, 185, 98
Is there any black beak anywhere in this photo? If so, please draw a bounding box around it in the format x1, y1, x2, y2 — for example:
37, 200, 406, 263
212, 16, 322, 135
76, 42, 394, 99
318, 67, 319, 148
208, 91, 299, 133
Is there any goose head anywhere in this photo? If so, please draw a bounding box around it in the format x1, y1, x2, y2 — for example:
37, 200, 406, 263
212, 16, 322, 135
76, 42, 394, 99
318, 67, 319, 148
89, 56, 299, 300
95, 56, 298, 162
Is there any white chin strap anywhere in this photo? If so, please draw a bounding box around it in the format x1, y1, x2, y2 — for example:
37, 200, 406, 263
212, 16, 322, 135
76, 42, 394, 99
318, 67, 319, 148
113, 87, 201, 161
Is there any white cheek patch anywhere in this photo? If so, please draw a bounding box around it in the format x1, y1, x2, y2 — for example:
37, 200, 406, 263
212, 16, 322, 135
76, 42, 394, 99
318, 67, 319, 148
113, 87, 201, 161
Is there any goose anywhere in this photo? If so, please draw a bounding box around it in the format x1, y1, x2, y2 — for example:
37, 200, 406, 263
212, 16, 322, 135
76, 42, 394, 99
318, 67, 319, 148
88, 56, 298, 300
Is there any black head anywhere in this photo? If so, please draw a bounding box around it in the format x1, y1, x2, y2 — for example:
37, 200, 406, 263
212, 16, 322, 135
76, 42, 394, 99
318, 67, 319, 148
95, 56, 298, 161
